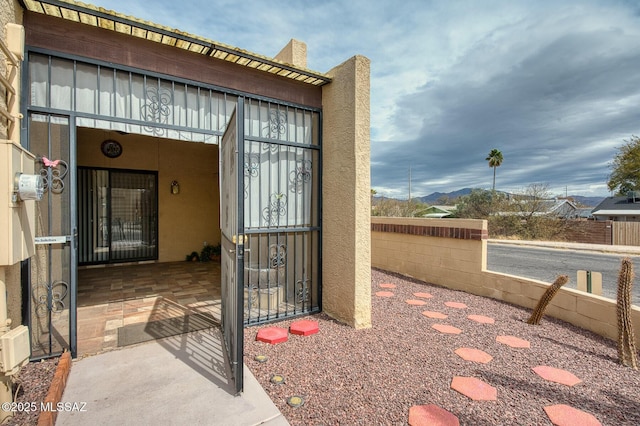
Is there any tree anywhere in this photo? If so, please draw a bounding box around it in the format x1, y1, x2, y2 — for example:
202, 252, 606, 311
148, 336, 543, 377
454, 189, 505, 219
608, 136, 640, 195
486, 149, 504, 191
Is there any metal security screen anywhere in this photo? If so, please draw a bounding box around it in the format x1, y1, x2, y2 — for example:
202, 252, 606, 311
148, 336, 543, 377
78, 168, 158, 264
242, 99, 321, 324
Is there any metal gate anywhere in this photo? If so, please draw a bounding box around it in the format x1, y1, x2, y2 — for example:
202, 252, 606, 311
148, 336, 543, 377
220, 104, 244, 394
25, 113, 77, 359
241, 99, 321, 325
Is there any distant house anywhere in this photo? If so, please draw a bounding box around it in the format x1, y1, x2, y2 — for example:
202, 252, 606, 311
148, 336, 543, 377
591, 193, 640, 222
421, 205, 456, 218
496, 198, 580, 219
540, 199, 580, 219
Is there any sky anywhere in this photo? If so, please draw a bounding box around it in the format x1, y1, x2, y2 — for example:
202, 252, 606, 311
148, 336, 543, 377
88, 0, 640, 199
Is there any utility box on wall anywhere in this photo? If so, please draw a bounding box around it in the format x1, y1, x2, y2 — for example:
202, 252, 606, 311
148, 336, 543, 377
0, 140, 36, 266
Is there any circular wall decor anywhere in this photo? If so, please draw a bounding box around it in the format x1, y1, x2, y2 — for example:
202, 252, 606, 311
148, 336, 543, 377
101, 140, 123, 158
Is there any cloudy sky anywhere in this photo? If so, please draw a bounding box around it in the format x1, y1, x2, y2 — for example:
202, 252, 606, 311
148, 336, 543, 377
89, 0, 640, 198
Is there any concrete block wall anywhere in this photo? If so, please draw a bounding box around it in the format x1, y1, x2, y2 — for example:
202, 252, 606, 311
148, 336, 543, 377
371, 216, 640, 346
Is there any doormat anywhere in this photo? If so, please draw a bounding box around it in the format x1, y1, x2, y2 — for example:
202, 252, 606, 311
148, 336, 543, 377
117, 312, 218, 347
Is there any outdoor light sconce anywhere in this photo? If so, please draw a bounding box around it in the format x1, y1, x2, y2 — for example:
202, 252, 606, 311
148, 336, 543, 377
171, 180, 180, 195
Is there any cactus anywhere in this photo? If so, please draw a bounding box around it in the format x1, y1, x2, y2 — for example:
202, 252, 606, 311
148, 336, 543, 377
616, 258, 638, 369
527, 275, 569, 325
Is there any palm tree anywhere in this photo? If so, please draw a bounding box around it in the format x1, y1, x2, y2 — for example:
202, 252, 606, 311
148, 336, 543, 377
486, 149, 504, 191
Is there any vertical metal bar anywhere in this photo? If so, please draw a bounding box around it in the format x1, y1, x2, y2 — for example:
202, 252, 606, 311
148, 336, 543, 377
235, 96, 245, 394
69, 117, 78, 358
587, 271, 592, 293
317, 110, 323, 311
46, 115, 53, 355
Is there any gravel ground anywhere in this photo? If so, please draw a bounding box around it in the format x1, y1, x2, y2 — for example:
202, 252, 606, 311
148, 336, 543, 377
244, 268, 640, 426
5, 357, 58, 426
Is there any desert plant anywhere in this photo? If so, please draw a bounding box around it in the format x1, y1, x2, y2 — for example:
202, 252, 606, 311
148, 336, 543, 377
527, 275, 569, 325
616, 257, 638, 369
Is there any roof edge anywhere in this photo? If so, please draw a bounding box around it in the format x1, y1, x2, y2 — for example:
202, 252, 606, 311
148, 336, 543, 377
22, 0, 332, 86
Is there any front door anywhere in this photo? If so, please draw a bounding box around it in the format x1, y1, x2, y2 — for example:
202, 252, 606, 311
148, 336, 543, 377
220, 101, 245, 394
26, 113, 77, 359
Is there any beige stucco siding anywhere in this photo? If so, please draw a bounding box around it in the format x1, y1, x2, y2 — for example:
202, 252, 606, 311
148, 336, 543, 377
0, 0, 25, 324
321, 55, 371, 328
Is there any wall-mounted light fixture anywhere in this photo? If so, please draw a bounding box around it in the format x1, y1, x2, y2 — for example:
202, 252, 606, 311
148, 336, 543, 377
171, 180, 180, 195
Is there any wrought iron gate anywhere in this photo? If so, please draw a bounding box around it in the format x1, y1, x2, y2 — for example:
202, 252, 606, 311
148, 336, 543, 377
25, 113, 77, 359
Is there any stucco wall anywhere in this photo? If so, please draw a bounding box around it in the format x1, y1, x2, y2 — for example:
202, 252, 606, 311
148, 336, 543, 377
0, 0, 24, 325
77, 128, 220, 262
371, 216, 640, 346
321, 55, 371, 328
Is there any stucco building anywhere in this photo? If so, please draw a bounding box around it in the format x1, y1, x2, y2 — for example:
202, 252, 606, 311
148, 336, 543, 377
1, 0, 371, 393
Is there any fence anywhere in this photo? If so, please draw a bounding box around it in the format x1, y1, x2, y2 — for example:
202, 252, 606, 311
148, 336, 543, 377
612, 222, 640, 246
371, 216, 640, 346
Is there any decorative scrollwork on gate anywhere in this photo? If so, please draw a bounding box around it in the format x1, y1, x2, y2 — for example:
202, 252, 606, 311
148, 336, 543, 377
33, 280, 69, 318
38, 157, 69, 194
243, 153, 260, 199
296, 277, 310, 305
289, 159, 312, 193
262, 192, 287, 226
141, 86, 172, 136
269, 244, 287, 268
263, 110, 287, 139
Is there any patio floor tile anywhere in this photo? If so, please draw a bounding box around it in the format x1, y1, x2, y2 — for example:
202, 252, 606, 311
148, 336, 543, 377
406, 299, 428, 306
544, 404, 602, 426
444, 302, 467, 309
375, 291, 394, 297
450, 376, 497, 401
422, 311, 448, 319
533, 366, 582, 386
408, 404, 460, 426
455, 347, 493, 364
432, 324, 462, 334
496, 335, 530, 348
467, 314, 495, 324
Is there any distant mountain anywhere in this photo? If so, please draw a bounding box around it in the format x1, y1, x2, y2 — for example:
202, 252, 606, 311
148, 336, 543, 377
380, 188, 605, 207
414, 188, 473, 204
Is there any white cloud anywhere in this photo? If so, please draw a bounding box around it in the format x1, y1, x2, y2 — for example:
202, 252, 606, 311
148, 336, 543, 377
89, 0, 640, 199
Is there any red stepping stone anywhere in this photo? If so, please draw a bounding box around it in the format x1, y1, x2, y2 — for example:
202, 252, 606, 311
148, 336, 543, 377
544, 404, 602, 426
379, 283, 396, 288
496, 335, 530, 348
422, 311, 448, 319
408, 404, 460, 426
406, 299, 427, 306
533, 366, 582, 386
256, 327, 288, 344
450, 376, 497, 401
444, 302, 467, 309
413, 292, 433, 299
432, 324, 462, 334
375, 291, 394, 297
290, 320, 319, 336
455, 347, 493, 364
467, 314, 495, 324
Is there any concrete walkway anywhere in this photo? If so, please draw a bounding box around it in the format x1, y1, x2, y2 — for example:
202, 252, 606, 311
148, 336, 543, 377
57, 326, 288, 426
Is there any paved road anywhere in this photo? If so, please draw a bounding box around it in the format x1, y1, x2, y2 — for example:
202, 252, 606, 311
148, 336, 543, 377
487, 243, 640, 305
